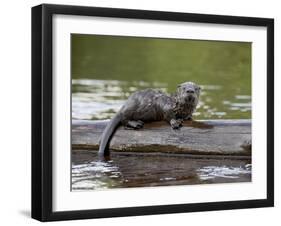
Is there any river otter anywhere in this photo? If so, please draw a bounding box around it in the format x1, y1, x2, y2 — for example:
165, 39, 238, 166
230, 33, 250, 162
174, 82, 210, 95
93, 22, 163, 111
98, 81, 201, 156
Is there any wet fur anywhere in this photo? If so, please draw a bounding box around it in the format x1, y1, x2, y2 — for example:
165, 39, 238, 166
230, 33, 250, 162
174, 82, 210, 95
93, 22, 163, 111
98, 82, 201, 156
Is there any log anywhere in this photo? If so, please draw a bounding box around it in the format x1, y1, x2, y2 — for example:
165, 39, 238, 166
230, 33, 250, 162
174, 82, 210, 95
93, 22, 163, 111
72, 119, 251, 158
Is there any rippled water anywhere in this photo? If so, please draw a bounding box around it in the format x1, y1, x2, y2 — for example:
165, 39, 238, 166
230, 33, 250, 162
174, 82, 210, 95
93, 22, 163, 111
72, 152, 251, 191
72, 79, 251, 121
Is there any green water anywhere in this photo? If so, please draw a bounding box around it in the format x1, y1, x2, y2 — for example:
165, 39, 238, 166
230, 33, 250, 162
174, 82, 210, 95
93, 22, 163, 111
71, 34, 251, 120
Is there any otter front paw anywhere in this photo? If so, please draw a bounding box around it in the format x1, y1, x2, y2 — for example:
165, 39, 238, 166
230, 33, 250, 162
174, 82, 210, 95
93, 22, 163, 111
170, 119, 182, 130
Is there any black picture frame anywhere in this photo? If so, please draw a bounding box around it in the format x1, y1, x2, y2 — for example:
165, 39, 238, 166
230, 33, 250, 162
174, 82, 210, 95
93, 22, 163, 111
32, 3, 274, 222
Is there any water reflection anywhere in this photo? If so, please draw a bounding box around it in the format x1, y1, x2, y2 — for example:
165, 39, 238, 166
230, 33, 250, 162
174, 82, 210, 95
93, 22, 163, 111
72, 152, 251, 191
72, 160, 123, 190
72, 79, 251, 120
197, 165, 251, 180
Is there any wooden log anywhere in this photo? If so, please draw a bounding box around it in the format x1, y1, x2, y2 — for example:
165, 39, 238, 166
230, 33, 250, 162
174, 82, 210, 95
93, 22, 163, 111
72, 119, 251, 158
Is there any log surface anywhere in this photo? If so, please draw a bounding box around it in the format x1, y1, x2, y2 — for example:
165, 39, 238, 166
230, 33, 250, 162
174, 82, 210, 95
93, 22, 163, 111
72, 119, 251, 157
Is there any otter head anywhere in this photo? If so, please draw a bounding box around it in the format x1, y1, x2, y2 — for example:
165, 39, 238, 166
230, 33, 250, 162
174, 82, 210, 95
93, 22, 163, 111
176, 82, 201, 106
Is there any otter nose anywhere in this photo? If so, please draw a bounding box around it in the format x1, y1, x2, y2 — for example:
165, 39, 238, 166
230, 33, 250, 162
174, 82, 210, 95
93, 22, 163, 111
186, 89, 195, 94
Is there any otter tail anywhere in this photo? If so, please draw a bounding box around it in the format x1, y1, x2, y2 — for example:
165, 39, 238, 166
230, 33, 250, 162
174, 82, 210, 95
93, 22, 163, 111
98, 113, 122, 156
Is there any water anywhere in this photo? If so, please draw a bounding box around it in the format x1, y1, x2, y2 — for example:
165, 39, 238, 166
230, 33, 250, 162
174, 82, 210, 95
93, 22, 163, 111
72, 152, 251, 191
72, 79, 251, 121
71, 34, 252, 190
72, 34, 251, 121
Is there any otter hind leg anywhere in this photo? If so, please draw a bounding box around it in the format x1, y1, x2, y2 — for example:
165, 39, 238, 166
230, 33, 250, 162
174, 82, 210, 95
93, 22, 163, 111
124, 120, 144, 129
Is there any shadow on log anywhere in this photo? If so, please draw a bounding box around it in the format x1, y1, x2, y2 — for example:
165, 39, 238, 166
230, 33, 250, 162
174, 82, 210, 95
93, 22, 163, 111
72, 119, 251, 159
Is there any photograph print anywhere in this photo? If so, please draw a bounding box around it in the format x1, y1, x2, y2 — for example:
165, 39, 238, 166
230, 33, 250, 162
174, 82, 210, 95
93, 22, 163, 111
71, 34, 252, 191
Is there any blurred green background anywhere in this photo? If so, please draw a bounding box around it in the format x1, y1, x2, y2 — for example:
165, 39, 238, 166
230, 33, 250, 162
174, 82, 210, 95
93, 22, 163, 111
71, 34, 251, 120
